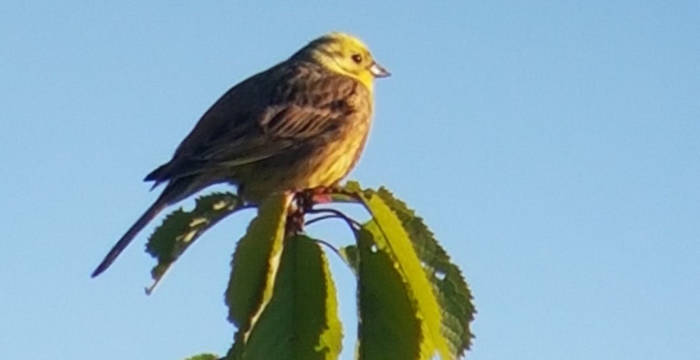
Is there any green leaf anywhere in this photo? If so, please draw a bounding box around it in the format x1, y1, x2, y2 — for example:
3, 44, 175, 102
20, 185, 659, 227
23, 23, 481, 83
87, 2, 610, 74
356, 226, 422, 360
340, 183, 476, 358
342, 180, 362, 193
227, 235, 342, 360
225, 193, 290, 338
145, 192, 244, 294
373, 187, 476, 357
338, 245, 359, 273
184, 354, 219, 360
354, 191, 452, 360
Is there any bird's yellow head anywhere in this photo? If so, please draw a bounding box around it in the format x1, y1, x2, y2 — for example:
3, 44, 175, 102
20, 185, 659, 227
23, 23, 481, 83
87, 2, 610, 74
293, 32, 390, 91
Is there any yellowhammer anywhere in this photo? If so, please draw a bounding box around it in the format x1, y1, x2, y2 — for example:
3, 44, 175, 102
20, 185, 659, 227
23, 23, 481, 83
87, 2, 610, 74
92, 32, 389, 277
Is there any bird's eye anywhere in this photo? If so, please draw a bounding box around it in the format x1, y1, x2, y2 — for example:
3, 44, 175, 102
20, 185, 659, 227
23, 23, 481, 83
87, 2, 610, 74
351, 54, 363, 64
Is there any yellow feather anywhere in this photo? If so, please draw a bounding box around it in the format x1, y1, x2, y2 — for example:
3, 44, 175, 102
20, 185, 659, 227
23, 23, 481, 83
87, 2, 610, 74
92, 32, 388, 276
293, 32, 379, 92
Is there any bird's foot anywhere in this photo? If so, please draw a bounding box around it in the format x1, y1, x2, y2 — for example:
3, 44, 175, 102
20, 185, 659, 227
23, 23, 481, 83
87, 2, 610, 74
286, 187, 335, 234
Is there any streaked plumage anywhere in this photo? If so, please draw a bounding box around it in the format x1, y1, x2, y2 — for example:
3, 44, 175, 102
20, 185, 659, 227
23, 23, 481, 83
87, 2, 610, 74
92, 32, 389, 277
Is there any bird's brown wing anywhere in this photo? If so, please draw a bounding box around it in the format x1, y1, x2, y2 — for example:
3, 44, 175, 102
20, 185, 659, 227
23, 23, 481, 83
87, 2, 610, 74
146, 62, 359, 184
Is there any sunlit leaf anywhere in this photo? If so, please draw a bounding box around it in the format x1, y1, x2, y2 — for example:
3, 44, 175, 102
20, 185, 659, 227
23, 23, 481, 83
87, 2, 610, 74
225, 193, 290, 340
228, 235, 342, 360
145, 192, 244, 294
355, 226, 422, 360
373, 187, 475, 357
184, 354, 219, 360
339, 183, 476, 358
354, 190, 452, 360
158, 182, 474, 360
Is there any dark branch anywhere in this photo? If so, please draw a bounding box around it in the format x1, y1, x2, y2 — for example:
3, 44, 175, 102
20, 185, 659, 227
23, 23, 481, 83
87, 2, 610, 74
305, 207, 361, 230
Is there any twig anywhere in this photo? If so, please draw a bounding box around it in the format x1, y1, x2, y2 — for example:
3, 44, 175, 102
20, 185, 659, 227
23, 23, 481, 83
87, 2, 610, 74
305, 207, 361, 230
305, 214, 342, 226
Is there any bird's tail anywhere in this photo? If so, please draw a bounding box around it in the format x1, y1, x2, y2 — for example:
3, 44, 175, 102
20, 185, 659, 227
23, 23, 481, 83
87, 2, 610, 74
92, 175, 212, 277
91, 197, 168, 277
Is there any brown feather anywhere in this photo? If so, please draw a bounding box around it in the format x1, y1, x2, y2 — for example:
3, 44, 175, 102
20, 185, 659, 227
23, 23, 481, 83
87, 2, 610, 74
146, 61, 371, 197
94, 32, 384, 276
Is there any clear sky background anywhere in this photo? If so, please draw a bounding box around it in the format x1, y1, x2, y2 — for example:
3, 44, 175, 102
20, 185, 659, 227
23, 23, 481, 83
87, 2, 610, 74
1, 1, 698, 359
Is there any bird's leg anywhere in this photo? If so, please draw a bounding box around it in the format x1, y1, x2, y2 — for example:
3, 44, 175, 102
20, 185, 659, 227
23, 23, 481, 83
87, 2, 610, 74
286, 201, 304, 235
287, 190, 314, 234
297, 189, 315, 211
286, 187, 335, 234
298, 186, 335, 209
287, 186, 345, 234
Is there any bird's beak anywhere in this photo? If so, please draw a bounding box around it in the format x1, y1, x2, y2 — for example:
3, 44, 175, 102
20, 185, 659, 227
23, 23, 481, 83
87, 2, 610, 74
369, 62, 391, 78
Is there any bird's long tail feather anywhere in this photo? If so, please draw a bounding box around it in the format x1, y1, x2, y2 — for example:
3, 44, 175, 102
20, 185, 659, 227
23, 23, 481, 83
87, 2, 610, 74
91, 197, 167, 277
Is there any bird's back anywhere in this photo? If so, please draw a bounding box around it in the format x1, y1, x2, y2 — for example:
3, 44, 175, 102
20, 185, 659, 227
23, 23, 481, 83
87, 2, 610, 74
146, 59, 374, 201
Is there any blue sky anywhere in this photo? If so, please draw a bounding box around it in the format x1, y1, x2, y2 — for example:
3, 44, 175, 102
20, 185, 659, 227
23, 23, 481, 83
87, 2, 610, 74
1, 1, 698, 359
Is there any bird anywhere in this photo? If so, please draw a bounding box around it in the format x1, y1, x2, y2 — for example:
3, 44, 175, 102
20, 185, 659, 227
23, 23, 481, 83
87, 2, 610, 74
91, 32, 390, 277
